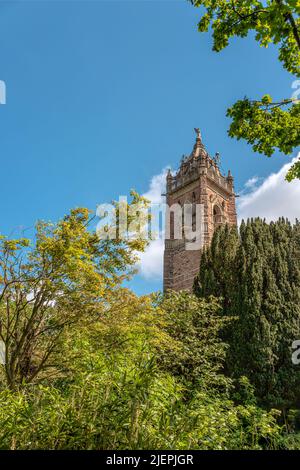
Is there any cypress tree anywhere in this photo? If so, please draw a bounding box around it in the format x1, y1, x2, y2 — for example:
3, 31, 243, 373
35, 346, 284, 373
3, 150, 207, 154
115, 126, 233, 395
194, 218, 300, 411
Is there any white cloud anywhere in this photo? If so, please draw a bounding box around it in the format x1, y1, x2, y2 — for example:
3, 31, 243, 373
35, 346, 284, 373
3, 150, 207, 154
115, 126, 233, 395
238, 155, 300, 223
142, 167, 169, 204
136, 168, 168, 281
244, 176, 260, 190
138, 238, 165, 280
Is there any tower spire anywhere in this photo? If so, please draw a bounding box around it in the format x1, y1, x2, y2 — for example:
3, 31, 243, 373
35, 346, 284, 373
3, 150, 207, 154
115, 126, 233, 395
192, 127, 206, 159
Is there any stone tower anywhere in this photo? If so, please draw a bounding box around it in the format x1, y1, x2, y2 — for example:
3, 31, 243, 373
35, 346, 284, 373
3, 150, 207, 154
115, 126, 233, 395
163, 129, 237, 292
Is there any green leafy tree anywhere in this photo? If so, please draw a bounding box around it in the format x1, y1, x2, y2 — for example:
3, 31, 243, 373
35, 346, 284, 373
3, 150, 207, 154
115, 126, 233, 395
191, 0, 300, 180
0, 192, 149, 390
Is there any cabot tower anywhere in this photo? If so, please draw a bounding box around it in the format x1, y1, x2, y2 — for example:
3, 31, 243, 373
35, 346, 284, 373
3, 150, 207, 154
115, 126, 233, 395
163, 129, 237, 291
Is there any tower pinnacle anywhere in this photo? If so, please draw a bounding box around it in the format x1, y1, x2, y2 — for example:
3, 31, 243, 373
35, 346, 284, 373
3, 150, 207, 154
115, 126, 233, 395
194, 128, 202, 141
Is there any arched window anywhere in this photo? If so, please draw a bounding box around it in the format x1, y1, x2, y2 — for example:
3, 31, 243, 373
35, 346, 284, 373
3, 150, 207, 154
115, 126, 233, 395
182, 199, 196, 241
192, 193, 196, 230
179, 200, 185, 238
213, 205, 223, 226
169, 200, 183, 240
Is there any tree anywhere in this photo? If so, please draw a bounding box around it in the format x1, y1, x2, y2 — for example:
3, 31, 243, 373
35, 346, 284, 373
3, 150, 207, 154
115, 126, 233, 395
156, 291, 232, 390
194, 218, 300, 411
190, 0, 300, 180
0, 289, 281, 450
0, 192, 149, 389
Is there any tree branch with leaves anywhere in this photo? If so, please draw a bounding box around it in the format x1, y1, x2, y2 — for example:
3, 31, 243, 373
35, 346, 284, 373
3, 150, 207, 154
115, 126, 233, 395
191, 0, 300, 180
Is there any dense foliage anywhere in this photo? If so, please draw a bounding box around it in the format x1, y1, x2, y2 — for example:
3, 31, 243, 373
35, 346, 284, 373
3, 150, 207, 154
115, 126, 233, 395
194, 218, 300, 413
0, 208, 286, 450
0, 289, 281, 450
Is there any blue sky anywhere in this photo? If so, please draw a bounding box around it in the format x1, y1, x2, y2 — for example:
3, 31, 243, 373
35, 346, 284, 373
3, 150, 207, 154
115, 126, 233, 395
0, 0, 298, 294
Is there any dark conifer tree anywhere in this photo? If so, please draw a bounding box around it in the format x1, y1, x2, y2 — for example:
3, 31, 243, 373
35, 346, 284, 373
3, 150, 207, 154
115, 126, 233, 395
194, 218, 300, 411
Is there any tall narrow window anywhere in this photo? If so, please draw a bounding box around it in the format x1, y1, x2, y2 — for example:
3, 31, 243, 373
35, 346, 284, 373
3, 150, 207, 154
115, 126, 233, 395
192, 192, 196, 230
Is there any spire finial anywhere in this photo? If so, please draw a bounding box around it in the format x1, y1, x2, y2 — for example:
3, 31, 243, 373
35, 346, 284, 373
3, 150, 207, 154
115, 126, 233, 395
194, 128, 202, 140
